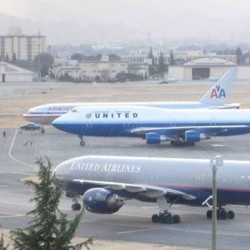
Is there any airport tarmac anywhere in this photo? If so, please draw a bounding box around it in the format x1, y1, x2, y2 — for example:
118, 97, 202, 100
1, 127, 250, 250
1, 80, 250, 249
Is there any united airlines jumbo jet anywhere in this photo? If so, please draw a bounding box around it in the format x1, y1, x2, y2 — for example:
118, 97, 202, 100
52, 106, 250, 146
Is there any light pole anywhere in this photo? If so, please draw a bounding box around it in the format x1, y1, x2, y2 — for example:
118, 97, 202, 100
211, 155, 223, 250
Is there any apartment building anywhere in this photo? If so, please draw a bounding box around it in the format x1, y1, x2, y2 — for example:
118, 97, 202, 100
0, 27, 46, 61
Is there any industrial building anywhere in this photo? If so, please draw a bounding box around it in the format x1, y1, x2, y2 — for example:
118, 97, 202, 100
168, 57, 250, 81
0, 62, 37, 83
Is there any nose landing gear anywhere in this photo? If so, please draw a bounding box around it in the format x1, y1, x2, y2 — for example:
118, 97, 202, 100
78, 135, 85, 146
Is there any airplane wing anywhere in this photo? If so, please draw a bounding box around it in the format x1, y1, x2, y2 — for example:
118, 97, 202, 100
73, 179, 196, 201
130, 125, 249, 137
209, 103, 241, 109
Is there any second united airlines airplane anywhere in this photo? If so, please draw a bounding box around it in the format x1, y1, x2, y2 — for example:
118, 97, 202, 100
23, 68, 239, 125
52, 106, 250, 146
53, 155, 250, 224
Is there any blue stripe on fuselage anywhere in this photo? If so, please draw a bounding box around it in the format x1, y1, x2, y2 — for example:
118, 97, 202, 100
52, 122, 250, 137
65, 181, 250, 206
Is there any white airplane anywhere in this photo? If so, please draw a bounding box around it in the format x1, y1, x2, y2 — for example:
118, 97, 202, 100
23, 68, 239, 125
52, 105, 250, 146
53, 155, 250, 224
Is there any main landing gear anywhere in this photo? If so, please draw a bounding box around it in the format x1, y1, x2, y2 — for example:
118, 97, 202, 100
78, 135, 85, 146
152, 196, 181, 224
71, 196, 82, 211
206, 207, 235, 220
170, 139, 195, 147
152, 212, 180, 224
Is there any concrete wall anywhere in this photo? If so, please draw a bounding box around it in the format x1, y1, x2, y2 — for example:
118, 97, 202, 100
6, 74, 34, 82
0, 73, 34, 82
237, 66, 250, 80
168, 66, 184, 80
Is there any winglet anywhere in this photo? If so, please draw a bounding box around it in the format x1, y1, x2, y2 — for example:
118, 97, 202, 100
199, 68, 237, 105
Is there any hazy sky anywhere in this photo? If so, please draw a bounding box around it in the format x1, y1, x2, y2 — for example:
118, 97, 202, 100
1, 0, 250, 44
2, 0, 249, 21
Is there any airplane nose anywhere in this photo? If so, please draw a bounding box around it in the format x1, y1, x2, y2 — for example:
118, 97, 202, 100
23, 113, 31, 122
52, 117, 68, 132
52, 119, 61, 130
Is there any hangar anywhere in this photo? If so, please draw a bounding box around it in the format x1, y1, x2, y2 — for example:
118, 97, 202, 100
0, 62, 36, 83
168, 57, 237, 81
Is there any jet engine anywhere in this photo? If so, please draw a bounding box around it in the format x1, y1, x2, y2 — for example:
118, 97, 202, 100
146, 132, 168, 144
185, 130, 207, 143
83, 188, 124, 214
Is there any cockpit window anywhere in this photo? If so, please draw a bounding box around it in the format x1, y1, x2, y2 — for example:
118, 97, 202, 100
71, 109, 77, 113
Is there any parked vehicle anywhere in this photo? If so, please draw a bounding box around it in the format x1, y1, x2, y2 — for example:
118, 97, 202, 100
19, 123, 45, 133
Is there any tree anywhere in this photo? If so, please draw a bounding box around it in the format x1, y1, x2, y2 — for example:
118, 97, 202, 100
148, 46, 154, 65
169, 50, 175, 65
0, 233, 9, 250
4, 54, 9, 62
236, 47, 243, 64
12, 52, 17, 62
71, 53, 82, 61
34, 53, 54, 77
157, 51, 166, 77
11, 157, 93, 250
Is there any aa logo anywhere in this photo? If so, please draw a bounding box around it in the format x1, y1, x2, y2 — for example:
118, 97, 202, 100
210, 85, 226, 99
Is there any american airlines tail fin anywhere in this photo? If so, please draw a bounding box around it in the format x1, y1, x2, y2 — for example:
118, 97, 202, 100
199, 68, 237, 106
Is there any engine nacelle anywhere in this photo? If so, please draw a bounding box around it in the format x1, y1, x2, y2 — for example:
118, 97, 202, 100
146, 132, 168, 144
185, 130, 207, 143
83, 188, 124, 214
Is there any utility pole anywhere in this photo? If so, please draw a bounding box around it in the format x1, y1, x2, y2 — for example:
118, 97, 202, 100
211, 155, 223, 250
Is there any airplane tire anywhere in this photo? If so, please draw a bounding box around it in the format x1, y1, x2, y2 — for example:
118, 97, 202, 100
217, 209, 227, 220
170, 141, 179, 147
151, 214, 159, 223
80, 141, 85, 146
173, 214, 181, 224
76, 203, 81, 210
206, 210, 212, 219
72, 203, 77, 211
72, 203, 81, 211
227, 210, 235, 220
160, 213, 173, 224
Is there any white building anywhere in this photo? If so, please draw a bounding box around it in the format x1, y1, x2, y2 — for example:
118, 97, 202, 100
0, 61, 37, 82
53, 54, 128, 82
0, 27, 46, 61
79, 59, 128, 82
168, 57, 237, 81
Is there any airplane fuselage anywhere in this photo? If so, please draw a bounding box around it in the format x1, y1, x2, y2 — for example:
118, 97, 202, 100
52, 106, 250, 138
54, 156, 250, 206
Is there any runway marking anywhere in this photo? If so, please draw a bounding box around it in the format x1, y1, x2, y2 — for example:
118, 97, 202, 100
0, 200, 33, 207
212, 144, 224, 147
0, 200, 70, 212
118, 213, 149, 218
118, 227, 162, 234
8, 129, 37, 168
0, 212, 25, 219
166, 227, 250, 238
0, 171, 35, 176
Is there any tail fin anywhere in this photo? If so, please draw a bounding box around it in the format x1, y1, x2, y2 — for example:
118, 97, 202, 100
199, 68, 237, 106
